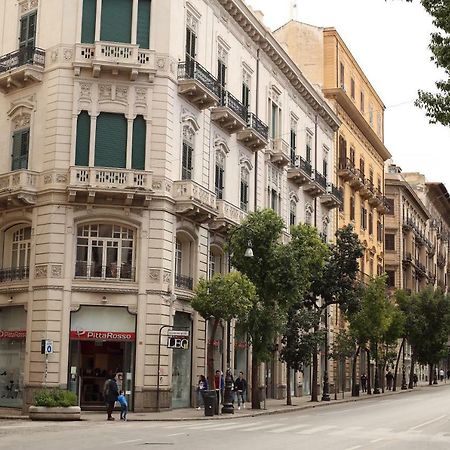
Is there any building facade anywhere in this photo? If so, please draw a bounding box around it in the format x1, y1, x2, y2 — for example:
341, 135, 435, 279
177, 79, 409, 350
0, 0, 340, 410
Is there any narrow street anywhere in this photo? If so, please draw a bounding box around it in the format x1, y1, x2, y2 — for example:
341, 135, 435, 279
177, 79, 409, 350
1, 385, 450, 450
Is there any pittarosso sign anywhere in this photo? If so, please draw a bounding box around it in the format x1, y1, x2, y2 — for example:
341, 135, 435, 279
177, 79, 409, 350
70, 331, 136, 341
0, 330, 26, 339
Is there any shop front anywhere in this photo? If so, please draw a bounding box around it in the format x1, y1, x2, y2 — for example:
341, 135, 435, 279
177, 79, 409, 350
0, 306, 26, 408
68, 306, 136, 410
234, 328, 248, 379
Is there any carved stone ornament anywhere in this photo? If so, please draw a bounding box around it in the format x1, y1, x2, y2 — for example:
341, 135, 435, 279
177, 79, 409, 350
43, 175, 52, 184
148, 269, 161, 282
116, 86, 128, 103
56, 173, 67, 183
20, 0, 38, 14
163, 271, 171, 283
63, 48, 73, 61
135, 87, 147, 105
12, 113, 31, 131
156, 58, 166, 70
80, 83, 92, 102
35, 265, 48, 279
99, 84, 112, 101
51, 265, 62, 278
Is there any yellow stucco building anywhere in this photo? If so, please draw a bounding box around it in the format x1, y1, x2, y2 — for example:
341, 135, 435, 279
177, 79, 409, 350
275, 22, 392, 392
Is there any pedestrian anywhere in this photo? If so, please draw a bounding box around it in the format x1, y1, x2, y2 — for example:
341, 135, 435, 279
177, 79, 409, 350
439, 368, 444, 382
413, 373, 418, 387
234, 371, 247, 410
214, 369, 224, 405
360, 373, 367, 393
386, 370, 394, 390
196, 375, 208, 410
447, 369, 450, 380
103, 373, 119, 421
117, 390, 128, 421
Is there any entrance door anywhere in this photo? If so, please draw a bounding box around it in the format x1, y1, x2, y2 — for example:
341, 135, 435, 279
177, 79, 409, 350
171, 312, 192, 408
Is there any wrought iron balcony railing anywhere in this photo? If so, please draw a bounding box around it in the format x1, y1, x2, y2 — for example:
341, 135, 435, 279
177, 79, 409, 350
175, 273, 194, 290
75, 261, 135, 281
247, 112, 269, 141
0, 47, 45, 73
0, 266, 29, 283
219, 89, 248, 122
314, 171, 327, 190
292, 155, 312, 177
178, 60, 221, 98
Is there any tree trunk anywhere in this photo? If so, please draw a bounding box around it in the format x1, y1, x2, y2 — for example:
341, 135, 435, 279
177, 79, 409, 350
351, 346, 361, 396
207, 319, 219, 389
286, 363, 292, 406
408, 354, 415, 389
429, 364, 433, 386
393, 338, 405, 392
251, 352, 260, 409
366, 348, 372, 395
311, 341, 319, 402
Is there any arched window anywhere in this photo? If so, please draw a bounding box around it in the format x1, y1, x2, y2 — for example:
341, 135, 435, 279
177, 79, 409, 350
240, 167, 249, 212
175, 232, 195, 290
182, 125, 195, 180
1, 225, 31, 281
215, 151, 225, 199
290, 200, 297, 227
75, 224, 135, 280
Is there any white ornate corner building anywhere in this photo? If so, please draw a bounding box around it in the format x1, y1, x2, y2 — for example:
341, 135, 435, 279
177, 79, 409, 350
0, 0, 340, 411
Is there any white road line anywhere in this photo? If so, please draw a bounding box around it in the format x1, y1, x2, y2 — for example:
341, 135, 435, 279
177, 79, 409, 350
164, 421, 237, 429
116, 439, 142, 444
167, 433, 184, 437
268, 424, 309, 433
216, 421, 264, 431
241, 423, 280, 432
185, 421, 241, 430
297, 425, 338, 435
370, 438, 384, 443
409, 414, 447, 431
344, 446, 362, 450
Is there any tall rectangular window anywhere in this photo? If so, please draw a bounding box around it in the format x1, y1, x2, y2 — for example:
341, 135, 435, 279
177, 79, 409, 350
359, 158, 365, 178
215, 153, 225, 199
132, 115, 146, 170
12, 129, 30, 171
182, 142, 193, 180
306, 131, 313, 163
385, 233, 395, 251
323, 159, 328, 179
75, 111, 90, 166
290, 201, 296, 227
338, 136, 347, 166
361, 206, 367, 230
339, 62, 345, 88
137, 0, 151, 49
290, 120, 297, 165
81, 0, 96, 44
369, 212, 373, 235
385, 198, 394, 216
240, 169, 249, 211
386, 270, 395, 288
95, 113, 127, 168
100, 0, 132, 44
270, 101, 281, 140
186, 26, 196, 63
19, 11, 37, 50
242, 80, 250, 109
360, 91, 365, 113
350, 77, 355, 99
350, 196, 355, 221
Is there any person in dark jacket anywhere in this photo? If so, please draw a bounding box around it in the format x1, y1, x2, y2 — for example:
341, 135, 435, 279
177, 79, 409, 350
103, 373, 119, 421
196, 375, 208, 409
234, 371, 247, 410
214, 370, 225, 405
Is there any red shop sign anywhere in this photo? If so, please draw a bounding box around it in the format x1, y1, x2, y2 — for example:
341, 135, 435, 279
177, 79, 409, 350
0, 330, 26, 339
208, 339, 222, 348
70, 330, 136, 341
234, 341, 248, 349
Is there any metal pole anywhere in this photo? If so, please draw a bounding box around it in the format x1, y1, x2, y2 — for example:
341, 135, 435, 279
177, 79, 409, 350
321, 306, 330, 401
156, 325, 172, 413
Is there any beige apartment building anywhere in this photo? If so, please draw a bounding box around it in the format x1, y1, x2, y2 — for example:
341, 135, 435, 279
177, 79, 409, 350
384, 164, 450, 381
0, 0, 341, 411
275, 21, 392, 392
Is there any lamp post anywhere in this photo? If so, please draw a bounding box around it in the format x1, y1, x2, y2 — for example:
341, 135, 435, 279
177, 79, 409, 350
401, 342, 407, 390
221, 368, 235, 414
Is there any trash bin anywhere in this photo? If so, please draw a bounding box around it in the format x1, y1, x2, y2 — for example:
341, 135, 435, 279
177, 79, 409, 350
353, 383, 360, 397
203, 390, 217, 417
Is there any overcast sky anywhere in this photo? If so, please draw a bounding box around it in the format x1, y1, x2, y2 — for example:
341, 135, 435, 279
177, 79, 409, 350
246, 0, 450, 186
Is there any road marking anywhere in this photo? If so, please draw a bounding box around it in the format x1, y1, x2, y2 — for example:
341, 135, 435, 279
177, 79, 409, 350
117, 439, 142, 444
370, 438, 384, 443
409, 414, 447, 431
268, 424, 309, 433
297, 425, 338, 435
344, 446, 362, 450
167, 433, 184, 437
216, 421, 264, 431
241, 423, 280, 432
329, 426, 363, 436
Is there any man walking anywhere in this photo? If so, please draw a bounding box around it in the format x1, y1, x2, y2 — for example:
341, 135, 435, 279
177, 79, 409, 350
103, 373, 119, 421
234, 371, 247, 410
386, 370, 394, 390
360, 373, 367, 393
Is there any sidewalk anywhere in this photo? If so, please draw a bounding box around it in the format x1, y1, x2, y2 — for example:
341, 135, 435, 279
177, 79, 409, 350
1, 381, 445, 422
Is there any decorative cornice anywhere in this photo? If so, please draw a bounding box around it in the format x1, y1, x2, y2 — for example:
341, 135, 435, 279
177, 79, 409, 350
72, 286, 139, 294
216, 0, 340, 132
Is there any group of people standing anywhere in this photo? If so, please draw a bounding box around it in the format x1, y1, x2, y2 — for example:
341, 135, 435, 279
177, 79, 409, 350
197, 370, 247, 410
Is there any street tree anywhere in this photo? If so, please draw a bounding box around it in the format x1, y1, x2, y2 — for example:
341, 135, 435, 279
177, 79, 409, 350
192, 271, 256, 387
308, 224, 364, 401
396, 0, 450, 126
279, 224, 329, 406
228, 209, 313, 409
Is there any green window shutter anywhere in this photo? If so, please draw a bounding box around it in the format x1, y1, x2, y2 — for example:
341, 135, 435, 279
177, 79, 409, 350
75, 111, 91, 166
81, 0, 96, 44
12, 129, 30, 171
137, 0, 151, 49
100, 0, 132, 43
95, 113, 127, 168
132, 115, 146, 170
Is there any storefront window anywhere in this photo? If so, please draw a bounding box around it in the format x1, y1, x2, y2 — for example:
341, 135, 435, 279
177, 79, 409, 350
0, 307, 26, 407
234, 326, 248, 379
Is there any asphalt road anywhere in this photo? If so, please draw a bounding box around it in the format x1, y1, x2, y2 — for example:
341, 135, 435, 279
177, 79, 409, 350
2, 386, 450, 450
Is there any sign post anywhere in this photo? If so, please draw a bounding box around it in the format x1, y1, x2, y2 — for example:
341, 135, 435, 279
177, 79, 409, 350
41, 339, 53, 386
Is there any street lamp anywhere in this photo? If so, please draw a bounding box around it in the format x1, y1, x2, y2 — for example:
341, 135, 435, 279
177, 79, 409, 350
221, 368, 235, 414
401, 342, 407, 390
321, 306, 331, 401
244, 240, 253, 258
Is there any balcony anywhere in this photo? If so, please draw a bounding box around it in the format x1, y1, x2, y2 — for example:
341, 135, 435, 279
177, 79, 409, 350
173, 180, 217, 223
175, 274, 194, 291
304, 170, 327, 197
402, 252, 412, 266
320, 183, 343, 209
74, 42, 156, 81
359, 178, 372, 200
337, 158, 356, 181
368, 187, 383, 207
437, 254, 446, 268
177, 60, 220, 109
348, 168, 365, 190
236, 112, 269, 151
415, 260, 427, 277
68, 166, 153, 206
75, 262, 135, 281
0, 170, 38, 208
376, 196, 390, 215
269, 138, 290, 167
210, 199, 247, 233
0, 47, 45, 93
287, 156, 312, 186
0, 266, 29, 283
211, 90, 247, 133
